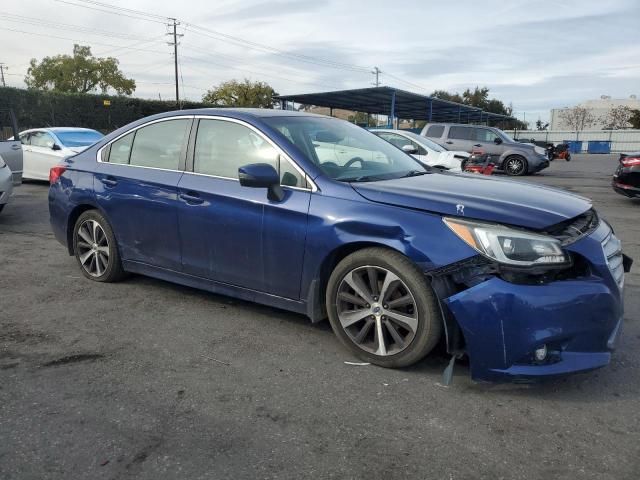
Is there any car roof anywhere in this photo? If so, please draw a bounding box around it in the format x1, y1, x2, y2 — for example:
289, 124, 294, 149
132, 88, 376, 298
425, 122, 497, 129
20, 127, 101, 134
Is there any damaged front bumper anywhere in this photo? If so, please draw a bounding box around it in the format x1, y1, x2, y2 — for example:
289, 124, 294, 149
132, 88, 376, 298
436, 220, 628, 382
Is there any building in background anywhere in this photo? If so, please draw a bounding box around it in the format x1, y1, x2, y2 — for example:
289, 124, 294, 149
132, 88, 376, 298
550, 95, 640, 130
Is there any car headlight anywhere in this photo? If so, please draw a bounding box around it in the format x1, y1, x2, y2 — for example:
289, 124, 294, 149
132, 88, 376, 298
444, 217, 570, 266
534, 146, 546, 156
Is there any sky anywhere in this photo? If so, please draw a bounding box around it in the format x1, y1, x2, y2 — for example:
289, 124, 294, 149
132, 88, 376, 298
1, 0, 639, 124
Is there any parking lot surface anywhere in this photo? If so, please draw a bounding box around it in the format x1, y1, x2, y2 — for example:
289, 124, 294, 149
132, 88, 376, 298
1, 154, 639, 480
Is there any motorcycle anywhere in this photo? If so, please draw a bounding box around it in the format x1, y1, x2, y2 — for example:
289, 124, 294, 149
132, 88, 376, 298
546, 143, 571, 162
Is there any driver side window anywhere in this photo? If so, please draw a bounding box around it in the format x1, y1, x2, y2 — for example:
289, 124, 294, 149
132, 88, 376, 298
475, 128, 499, 143
30, 131, 55, 148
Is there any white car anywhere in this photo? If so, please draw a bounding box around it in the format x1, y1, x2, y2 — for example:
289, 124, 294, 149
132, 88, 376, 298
18, 128, 104, 180
372, 129, 469, 172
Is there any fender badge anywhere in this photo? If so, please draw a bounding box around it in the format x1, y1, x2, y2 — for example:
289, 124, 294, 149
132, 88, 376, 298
456, 204, 465, 216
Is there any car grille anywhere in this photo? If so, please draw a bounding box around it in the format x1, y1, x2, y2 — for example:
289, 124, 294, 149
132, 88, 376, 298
545, 208, 599, 245
602, 230, 624, 289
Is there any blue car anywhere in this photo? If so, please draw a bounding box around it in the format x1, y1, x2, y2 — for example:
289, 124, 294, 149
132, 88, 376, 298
49, 109, 631, 382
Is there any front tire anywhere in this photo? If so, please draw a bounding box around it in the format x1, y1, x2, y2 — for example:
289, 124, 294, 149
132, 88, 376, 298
326, 248, 442, 368
504, 155, 528, 176
73, 210, 125, 282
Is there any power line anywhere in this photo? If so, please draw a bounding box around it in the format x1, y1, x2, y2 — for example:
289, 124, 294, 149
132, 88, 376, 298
54, 0, 168, 24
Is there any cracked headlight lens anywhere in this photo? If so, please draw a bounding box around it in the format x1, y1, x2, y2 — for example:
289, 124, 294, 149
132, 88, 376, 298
444, 217, 570, 267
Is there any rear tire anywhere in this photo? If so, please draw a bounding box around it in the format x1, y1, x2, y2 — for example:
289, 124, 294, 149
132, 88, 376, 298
73, 210, 125, 282
504, 155, 528, 176
326, 247, 442, 368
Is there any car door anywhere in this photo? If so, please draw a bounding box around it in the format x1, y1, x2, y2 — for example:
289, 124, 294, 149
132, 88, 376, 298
444, 126, 474, 152
94, 117, 192, 271
0, 109, 23, 185
376, 132, 429, 165
25, 131, 64, 180
473, 127, 503, 155
177, 117, 311, 299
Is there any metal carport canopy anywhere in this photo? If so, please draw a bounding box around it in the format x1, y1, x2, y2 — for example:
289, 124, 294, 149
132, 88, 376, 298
276, 86, 513, 124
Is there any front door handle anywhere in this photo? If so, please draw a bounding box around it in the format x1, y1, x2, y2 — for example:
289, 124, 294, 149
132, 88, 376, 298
100, 177, 118, 188
445, 141, 453, 144
473, 143, 482, 147
179, 191, 204, 205
11, 144, 21, 150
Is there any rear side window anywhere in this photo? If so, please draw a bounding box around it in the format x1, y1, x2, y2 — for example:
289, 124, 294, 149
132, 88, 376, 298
425, 125, 444, 138
108, 132, 134, 164
128, 119, 190, 170
448, 126, 472, 140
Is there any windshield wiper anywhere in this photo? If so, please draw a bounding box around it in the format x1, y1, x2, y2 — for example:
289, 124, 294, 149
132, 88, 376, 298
401, 169, 429, 178
338, 174, 385, 183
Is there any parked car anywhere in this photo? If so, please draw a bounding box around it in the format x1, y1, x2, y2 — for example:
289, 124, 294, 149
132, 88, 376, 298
18, 127, 103, 180
49, 109, 630, 382
372, 129, 469, 172
421, 123, 549, 176
0, 155, 13, 214
0, 108, 24, 186
612, 152, 640, 198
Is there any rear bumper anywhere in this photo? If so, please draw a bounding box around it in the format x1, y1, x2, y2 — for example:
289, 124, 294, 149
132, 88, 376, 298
612, 179, 640, 198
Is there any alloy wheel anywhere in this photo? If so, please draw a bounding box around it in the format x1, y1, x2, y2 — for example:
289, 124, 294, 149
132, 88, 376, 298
336, 266, 418, 356
506, 157, 525, 175
76, 219, 110, 277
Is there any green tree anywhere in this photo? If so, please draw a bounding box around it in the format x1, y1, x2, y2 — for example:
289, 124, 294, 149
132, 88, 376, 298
431, 89, 463, 104
202, 79, 277, 108
25, 44, 135, 95
630, 109, 640, 129
535, 119, 549, 131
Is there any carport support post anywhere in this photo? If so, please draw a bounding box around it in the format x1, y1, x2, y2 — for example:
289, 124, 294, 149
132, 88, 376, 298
428, 99, 433, 122
389, 90, 396, 128
329, 107, 333, 117
458, 106, 461, 123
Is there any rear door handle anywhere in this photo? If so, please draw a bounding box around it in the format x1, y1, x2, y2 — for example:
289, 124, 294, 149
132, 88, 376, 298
473, 144, 482, 147
179, 191, 204, 205
11, 144, 21, 150
100, 177, 118, 187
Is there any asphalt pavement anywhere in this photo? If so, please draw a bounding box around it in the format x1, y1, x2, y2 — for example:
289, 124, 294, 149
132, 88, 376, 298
1, 154, 639, 480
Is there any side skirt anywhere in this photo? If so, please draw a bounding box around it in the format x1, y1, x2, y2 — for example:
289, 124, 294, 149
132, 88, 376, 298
123, 260, 309, 317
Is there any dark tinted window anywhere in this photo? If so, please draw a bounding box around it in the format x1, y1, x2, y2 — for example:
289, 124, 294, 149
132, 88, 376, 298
129, 119, 190, 170
448, 126, 472, 140
19, 133, 30, 145
425, 125, 444, 138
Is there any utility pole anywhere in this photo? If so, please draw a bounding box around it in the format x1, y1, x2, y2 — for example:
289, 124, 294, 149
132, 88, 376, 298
372, 66, 381, 87
0, 63, 7, 87
167, 19, 183, 107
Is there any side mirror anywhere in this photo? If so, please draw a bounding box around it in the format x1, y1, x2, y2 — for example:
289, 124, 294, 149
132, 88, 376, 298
238, 163, 284, 201
493, 137, 503, 145
52, 144, 62, 151
402, 144, 418, 154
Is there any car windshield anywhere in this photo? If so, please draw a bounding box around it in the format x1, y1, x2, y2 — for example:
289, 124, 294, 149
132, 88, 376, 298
262, 117, 427, 182
401, 131, 446, 152
55, 130, 104, 148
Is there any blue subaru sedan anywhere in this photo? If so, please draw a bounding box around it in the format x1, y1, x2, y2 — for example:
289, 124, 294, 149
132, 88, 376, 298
49, 109, 631, 382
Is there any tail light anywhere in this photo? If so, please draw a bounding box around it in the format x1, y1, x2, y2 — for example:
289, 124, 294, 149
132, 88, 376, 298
49, 165, 67, 184
620, 156, 640, 167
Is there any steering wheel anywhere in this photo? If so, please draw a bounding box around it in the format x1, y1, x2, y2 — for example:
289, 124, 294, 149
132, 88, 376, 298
344, 157, 365, 168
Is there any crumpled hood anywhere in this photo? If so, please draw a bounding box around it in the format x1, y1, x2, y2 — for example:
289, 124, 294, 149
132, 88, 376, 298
351, 172, 592, 230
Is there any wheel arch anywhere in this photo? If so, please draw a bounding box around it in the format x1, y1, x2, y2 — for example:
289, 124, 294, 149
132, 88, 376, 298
305, 241, 406, 322
65, 203, 103, 255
